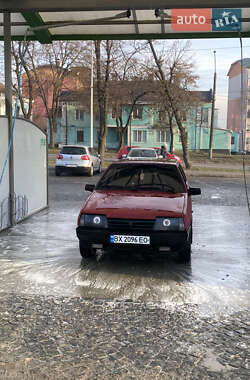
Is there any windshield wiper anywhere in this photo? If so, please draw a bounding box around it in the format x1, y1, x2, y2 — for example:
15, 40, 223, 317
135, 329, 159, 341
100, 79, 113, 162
127, 184, 177, 193
98, 184, 125, 190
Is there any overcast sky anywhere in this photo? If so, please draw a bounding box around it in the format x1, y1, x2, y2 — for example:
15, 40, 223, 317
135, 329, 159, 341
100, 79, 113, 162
187, 37, 250, 128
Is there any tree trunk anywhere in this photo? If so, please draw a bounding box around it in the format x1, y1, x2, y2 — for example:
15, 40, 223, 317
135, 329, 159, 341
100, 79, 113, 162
48, 116, 57, 148
168, 116, 174, 153
95, 40, 111, 162
117, 129, 126, 150
98, 107, 106, 158
97, 94, 108, 160
174, 115, 190, 169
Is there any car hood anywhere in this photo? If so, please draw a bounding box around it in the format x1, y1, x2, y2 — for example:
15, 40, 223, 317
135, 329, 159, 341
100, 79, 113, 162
83, 190, 186, 218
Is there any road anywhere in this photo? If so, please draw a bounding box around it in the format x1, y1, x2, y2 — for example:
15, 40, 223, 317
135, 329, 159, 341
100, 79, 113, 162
0, 172, 249, 379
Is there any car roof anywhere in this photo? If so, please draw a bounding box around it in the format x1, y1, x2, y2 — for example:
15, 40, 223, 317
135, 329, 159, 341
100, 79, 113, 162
129, 147, 155, 151
112, 159, 180, 167
61, 144, 88, 148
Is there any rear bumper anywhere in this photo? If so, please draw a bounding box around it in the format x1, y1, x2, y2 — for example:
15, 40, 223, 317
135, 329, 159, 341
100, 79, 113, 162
56, 165, 90, 173
76, 226, 190, 253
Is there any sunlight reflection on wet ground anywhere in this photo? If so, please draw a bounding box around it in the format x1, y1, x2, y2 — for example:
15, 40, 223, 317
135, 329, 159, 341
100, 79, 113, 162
0, 199, 249, 315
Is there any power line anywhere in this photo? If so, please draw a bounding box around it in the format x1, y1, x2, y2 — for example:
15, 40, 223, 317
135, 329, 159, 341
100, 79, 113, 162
187, 45, 250, 52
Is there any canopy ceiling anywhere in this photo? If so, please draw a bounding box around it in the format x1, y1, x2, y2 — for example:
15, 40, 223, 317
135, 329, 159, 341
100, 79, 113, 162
0, 1, 250, 42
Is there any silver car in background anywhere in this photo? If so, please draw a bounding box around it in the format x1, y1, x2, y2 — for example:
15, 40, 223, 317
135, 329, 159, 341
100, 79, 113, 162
55, 145, 101, 176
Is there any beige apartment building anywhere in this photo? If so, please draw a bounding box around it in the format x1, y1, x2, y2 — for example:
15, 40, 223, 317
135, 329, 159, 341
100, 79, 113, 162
227, 59, 250, 152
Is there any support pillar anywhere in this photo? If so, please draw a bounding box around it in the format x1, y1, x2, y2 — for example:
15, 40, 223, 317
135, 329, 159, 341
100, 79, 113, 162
4, 12, 15, 227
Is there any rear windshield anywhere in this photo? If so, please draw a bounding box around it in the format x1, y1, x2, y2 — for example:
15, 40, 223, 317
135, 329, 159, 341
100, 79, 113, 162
61, 146, 86, 155
97, 163, 186, 193
129, 149, 156, 158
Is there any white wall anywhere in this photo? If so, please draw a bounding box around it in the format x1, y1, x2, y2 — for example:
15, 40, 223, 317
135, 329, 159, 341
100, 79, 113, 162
14, 119, 47, 216
0, 117, 9, 230
0, 117, 47, 231
215, 95, 228, 129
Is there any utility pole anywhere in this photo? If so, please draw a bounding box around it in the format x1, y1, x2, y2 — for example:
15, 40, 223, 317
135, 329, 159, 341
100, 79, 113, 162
90, 41, 94, 148
65, 103, 68, 145
209, 50, 217, 159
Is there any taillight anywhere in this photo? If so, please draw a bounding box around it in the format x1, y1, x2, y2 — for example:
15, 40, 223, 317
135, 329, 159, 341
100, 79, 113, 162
81, 154, 90, 160
167, 153, 174, 159
57, 154, 63, 159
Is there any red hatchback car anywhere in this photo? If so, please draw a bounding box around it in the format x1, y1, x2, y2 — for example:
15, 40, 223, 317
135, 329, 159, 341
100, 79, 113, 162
76, 160, 201, 262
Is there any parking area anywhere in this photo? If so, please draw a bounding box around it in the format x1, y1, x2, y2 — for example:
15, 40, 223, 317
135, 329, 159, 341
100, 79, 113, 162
0, 172, 249, 379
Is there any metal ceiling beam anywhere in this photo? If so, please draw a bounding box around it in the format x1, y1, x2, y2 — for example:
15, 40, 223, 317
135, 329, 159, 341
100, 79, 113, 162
45, 31, 250, 40
21, 12, 52, 43
1, 31, 250, 42
1, 0, 250, 11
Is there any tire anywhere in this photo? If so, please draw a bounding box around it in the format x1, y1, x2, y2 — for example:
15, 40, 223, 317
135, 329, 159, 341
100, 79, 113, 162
178, 241, 191, 263
55, 167, 61, 176
88, 165, 94, 177
189, 224, 193, 244
79, 241, 92, 258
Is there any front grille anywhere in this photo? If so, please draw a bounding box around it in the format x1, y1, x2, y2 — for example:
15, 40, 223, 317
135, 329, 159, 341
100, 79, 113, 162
108, 218, 155, 230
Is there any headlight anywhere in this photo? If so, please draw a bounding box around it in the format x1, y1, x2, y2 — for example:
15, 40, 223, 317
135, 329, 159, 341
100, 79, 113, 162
79, 214, 107, 228
154, 217, 185, 231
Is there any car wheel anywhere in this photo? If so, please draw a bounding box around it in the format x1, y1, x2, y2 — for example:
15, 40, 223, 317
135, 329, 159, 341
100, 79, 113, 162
190, 225, 193, 244
178, 241, 191, 263
55, 167, 61, 176
88, 165, 94, 176
79, 241, 92, 258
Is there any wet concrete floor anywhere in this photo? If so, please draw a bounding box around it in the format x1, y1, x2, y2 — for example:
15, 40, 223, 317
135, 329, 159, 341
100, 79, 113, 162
0, 173, 249, 313
0, 173, 250, 379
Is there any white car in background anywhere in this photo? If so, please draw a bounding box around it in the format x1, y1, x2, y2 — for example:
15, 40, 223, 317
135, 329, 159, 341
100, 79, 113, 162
55, 145, 101, 176
125, 148, 158, 160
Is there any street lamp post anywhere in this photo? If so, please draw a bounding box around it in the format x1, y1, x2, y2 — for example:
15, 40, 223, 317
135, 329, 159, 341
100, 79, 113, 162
65, 103, 68, 145
209, 51, 217, 159
90, 41, 94, 148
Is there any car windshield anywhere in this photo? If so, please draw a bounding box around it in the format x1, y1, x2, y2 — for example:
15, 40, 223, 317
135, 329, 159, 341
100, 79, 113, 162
97, 163, 186, 193
128, 149, 157, 158
61, 146, 86, 155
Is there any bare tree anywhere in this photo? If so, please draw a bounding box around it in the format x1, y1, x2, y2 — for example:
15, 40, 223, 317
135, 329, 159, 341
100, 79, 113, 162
110, 81, 154, 150
11, 41, 33, 120
151, 91, 176, 154
108, 41, 154, 150
94, 40, 114, 158
12, 41, 88, 147
94, 40, 152, 155
147, 40, 198, 169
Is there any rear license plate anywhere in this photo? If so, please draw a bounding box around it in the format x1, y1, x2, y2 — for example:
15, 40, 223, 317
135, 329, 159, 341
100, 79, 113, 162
66, 164, 77, 167
110, 235, 150, 245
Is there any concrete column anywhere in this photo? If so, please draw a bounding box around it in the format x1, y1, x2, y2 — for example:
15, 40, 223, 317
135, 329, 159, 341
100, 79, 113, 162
4, 12, 15, 226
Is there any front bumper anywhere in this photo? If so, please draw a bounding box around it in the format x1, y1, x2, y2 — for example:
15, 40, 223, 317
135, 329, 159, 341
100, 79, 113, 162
76, 226, 189, 253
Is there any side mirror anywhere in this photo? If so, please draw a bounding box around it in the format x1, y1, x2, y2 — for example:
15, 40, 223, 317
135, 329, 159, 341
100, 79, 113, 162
188, 187, 201, 196
122, 154, 127, 159
85, 184, 95, 192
